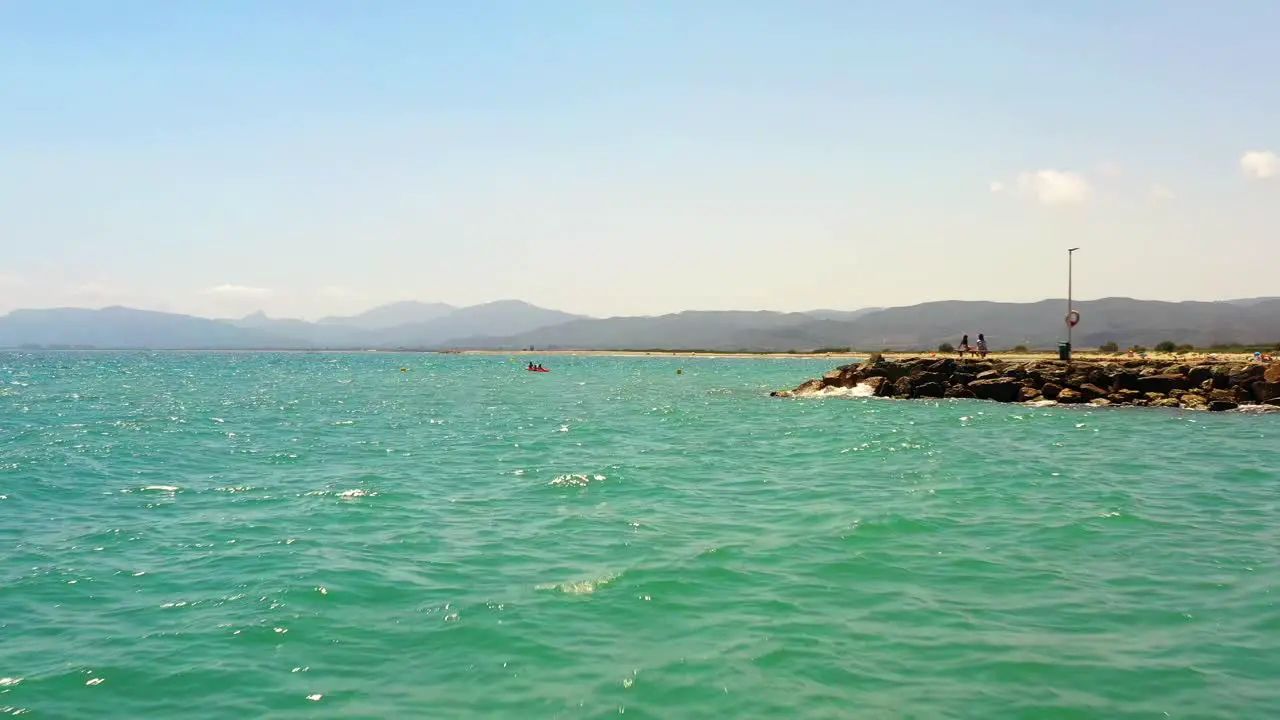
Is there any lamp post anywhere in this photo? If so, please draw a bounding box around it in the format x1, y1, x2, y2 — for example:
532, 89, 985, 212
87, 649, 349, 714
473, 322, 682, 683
1067, 247, 1079, 360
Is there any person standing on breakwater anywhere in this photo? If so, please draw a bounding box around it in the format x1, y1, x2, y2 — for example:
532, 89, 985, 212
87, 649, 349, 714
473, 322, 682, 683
958, 334, 971, 357
976, 333, 988, 358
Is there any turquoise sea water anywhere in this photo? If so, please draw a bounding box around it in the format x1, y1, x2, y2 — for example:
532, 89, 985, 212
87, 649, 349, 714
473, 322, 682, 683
2, 352, 1278, 718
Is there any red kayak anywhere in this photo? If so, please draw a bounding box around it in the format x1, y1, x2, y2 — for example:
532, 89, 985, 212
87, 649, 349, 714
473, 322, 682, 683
526, 367, 550, 373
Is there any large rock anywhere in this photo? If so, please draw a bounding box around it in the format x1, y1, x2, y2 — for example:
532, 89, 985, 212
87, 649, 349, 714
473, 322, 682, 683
1111, 368, 1141, 392
1035, 366, 1069, 383
1266, 363, 1280, 384
1210, 365, 1234, 389
822, 369, 850, 388
914, 382, 946, 398
1020, 373, 1046, 390
1135, 374, 1189, 394
1111, 389, 1143, 403
862, 376, 891, 396
795, 379, 823, 394
1188, 365, 1214, 386
944, 384, 976, 399
892, 377, 914, 398
1209, 400, 1239, 412
927, 358, 957, 374
1228, 365, 1265, 387
1180, 393, 1209, 410
912, 371, 949, 386
1040, 382, 1063, 400
1056, 388, 1084, 404
1085, 368, 1113, 387
1206, 386, 1249, 404
862, 360, 914, 382
1018, 386, 1041, 402
1079, 383, 1108, 401
1251, 381, 1280, 403
1110, 371, 1140, 391
968, 377, 1022, 403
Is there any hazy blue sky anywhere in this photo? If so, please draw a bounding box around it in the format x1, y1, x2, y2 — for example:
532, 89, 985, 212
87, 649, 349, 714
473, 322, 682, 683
2, 1, 1277, 319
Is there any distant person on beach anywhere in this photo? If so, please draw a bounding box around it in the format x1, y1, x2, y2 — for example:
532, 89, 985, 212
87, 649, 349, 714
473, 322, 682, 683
976, 334, 988, 358
958, 334, 971, 357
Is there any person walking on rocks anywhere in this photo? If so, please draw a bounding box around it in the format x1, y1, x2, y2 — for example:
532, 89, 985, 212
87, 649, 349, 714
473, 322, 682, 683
976, 333, 989, 358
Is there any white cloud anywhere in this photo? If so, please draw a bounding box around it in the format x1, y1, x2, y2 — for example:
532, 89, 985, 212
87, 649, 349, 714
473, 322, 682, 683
1240, 150, 1278, 180
989, 181, 1006, 194
1013, 170, 1093, 206
0, 273, 24, 287
207, 284, 273, 297
1096, 161, 1124, 178
320, 285, 355, 298
1150, 184, 1175, 201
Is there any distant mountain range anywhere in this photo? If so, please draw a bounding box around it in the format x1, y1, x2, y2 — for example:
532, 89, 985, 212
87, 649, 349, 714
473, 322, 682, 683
2, 297, 1278, 352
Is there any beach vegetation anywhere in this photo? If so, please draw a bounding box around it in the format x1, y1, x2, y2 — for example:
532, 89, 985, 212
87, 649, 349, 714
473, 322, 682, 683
1205, 342, 1280, 354
1155, 341, 1178, 353
938, 342, 955, 353
1099, 341, 1119, 353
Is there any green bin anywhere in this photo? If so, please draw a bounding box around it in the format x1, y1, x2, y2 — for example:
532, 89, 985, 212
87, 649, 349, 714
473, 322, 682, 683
1058, 342, 1071, 361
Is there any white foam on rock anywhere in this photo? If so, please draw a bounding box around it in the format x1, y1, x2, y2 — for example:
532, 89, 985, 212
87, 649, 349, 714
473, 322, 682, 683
793, 382, 877, 398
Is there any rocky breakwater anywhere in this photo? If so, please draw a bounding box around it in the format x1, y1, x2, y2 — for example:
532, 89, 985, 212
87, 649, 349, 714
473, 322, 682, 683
771, 355, 1280, 412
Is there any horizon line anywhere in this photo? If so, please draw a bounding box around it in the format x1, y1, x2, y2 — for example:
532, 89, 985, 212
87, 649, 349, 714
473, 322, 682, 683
3, 294, 1278, 323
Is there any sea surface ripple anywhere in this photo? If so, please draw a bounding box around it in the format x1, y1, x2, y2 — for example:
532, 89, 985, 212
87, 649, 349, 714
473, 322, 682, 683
1, 352, 1278, 718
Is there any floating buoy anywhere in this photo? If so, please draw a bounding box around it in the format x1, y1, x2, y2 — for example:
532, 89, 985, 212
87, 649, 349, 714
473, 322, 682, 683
400, 367, 407, 372
677, 369, 683, 374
